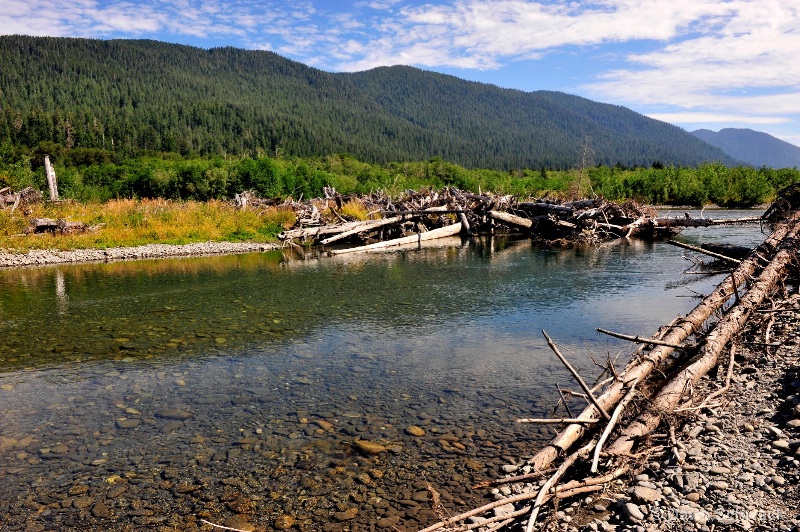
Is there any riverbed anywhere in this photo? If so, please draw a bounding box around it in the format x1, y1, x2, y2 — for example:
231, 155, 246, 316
0, 211, 767, 531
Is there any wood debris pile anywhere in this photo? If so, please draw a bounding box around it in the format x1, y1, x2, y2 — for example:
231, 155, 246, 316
414, 184, 800, 532
271, 187, 760, 253
0, 187, 43, 213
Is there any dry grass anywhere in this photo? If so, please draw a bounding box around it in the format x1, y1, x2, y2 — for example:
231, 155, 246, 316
0, 199, 296, 252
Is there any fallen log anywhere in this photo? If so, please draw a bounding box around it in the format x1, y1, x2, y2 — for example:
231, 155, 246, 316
488, 210, 533, 230
328, 223, 462, 256
319, 215, 407, 245
607, 213, 800, 455
526, 216, 797, 471
663, 239, 741, 263
517, 202, 574, 217
650, 215, 761, 228
58, 219, 86, 234
26, 218, 58, 234
279, 221, 370, 241
517, 418, 601, 425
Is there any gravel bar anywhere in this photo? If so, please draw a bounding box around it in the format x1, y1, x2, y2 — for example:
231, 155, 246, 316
0, 241, 279, 268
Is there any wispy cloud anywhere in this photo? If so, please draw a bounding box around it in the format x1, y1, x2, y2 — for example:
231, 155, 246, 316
647, 112, 792, 125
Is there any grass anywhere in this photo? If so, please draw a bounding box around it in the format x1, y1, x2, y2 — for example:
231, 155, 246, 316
0, 199, 297, 252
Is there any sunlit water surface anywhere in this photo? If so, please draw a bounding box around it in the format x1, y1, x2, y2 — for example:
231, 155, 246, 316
0, 210, 766, 531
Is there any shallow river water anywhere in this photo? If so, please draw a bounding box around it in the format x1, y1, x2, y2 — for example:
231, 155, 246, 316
0, 211, 767, 531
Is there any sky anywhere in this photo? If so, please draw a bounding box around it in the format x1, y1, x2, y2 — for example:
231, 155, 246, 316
2, 0, 799, 147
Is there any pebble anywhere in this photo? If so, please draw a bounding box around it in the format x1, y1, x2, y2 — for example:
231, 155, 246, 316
223, 516, 255, 531
273, 515, 295, 530
353, 440, 387, 455
631, 486, 662, 504
154, 408, 192, 420
332, 508, 358, 521
406, 425, 425, 437
115, 418, 141, 429
622, 502, 644, 521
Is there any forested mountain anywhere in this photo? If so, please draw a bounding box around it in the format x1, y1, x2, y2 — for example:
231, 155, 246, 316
345, 66, 735, 168
0, 35, 735, 169
691, 128, 800, 169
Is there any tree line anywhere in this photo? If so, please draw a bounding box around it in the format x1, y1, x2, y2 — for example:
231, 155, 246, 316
1, 147, 796, 207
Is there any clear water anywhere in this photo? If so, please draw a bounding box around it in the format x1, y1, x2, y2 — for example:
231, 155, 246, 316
0, 211, 767, 531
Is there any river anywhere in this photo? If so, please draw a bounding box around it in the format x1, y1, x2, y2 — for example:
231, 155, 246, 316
0, 210, 766, 531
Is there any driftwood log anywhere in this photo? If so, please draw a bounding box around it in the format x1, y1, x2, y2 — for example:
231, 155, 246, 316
527, 212, 797, 472
328, 223, 462, 255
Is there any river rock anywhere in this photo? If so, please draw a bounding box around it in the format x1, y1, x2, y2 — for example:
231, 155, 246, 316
333, 508, 358, 521
314, 419, 333, 431
622, 502, 644, 521
274, 515, 295, 530
406, 425, 425, 437
106, 484, 127, 498
0, 436, 18, 453
376, 515, 401, 528
155, 408, 192, 420
631, 485, 662, 503
116, 418, 141, 429
494, 502, 516, 517
72, 496, 93, 509
772, 439, 790, 451
223, 516, 254, 531
91, 501, 111, 518
354, 440, 386, 455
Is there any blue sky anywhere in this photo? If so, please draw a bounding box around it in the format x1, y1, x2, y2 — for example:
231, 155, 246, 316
3, 0, 799, 146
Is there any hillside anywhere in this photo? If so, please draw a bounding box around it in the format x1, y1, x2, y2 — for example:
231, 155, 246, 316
0, 35, 735, 169
691, 128, 800, 168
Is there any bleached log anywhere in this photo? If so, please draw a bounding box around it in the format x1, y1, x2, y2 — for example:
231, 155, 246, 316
663, 239, 741, 263
650, 216, 761, 228
517, 418, 601, 424
279, 221, 368, 241
607, 215, 800, 455
596, 328, 690, 350
488, 210, 532, 230
328, 223, 462, 255
527, 216, 798, 472
320, 215, 406, 245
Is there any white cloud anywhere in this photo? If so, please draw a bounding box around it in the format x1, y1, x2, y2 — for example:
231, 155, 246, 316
647, 113, 791, 125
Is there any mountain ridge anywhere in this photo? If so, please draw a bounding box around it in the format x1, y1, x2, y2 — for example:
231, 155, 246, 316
0, 35, 736, 169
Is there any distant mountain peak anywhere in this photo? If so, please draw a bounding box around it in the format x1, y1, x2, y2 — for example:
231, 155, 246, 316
691, 128, 800, 168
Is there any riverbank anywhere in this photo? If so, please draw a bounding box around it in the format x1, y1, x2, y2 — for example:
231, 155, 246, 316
0, 241, 279, 268
576, 293, 800, 532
